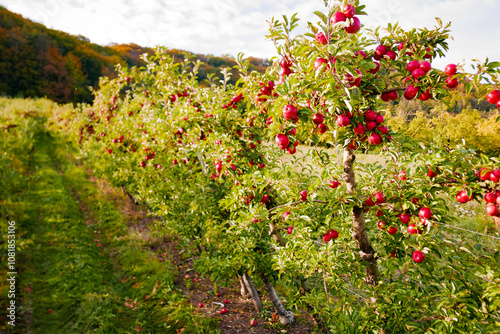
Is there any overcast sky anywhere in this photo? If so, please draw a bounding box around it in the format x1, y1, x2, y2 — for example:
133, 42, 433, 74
1, 0, 499, 70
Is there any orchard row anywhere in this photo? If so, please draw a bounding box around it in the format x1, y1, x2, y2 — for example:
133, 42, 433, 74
58, 1, 500, 331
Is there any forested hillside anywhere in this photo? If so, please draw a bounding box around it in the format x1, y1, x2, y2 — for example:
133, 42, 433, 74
0, 6, 269, 104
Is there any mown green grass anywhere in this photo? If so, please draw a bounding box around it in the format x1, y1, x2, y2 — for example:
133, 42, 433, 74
0, 98, 219, 333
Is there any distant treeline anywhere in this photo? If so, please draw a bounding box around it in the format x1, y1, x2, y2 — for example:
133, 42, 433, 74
0, 6, 270, 104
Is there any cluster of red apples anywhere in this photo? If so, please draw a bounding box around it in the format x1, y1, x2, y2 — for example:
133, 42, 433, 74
459, 168, 500, 217
331, 4, 361, 34
363, 189, 433, 263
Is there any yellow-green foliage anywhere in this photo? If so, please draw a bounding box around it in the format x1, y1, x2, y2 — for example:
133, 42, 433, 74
386, 107, 500, 154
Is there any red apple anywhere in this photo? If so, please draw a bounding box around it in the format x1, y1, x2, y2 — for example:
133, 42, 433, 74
287, 226, 293, 234
420, 61, 431, 73
424, 47, 434, 59
314, 57, 329, 71
368, 132, 382, 145
419, 207, 432, 220
490, 170, 500, 182
328, 229, 339, 239
343, 4, 356, 18
315, 31, 328, 45
478, 168, 492, 181
374, 191, 385, 204
364, 109, 377, 122
407, 223, 421, 235
387, 226, 398, 235
316, 123, 328, 133
388, 91, 399, 100
354, 50, 367, 59
323, 233, 331, 242
377, 220, 386, 230
456, 190, 473, 203
283, 105, 298, 120
283, 211, 291, 221
329, 180, 339, 188
486, 204, 498, 216
486, 89, 500, 104
287, 145, 297, 155
219, 308, 228, 314
250, 319, 257, 326
418, 90, 432, 101
407, 60, 420, 73
485, 192, 497, 204
412, 68, 426, 79
313, 113, 325, 125
446, 77, 459, 88
377, 125, 389, 134
345, 69, 362, 87
412, 250, 425, 263
385, 50, 397, 61
366, 121, 377, 131
332, 11, 346, 24
275, 134, 290, 150
375, 114, 384, 124
399, 213, 411, 224
365, 197, 375, 207
261, 194, 269, 203
353, 123, 366, 135
300, 190, 308, 202
375, 45, 387, 57
280, 67, 291, 76
280, 58, 292, 68
370, 61, 380, 74
427, 166, 438, 177
404, 85, 419, 100
345, 17, 361, 34
381, 93, 390, 102
444, 64, 457, 76
337, 115, 351, 127
347, 140, 357, 149
231, 93, 243, 104
199, 303, 204, 308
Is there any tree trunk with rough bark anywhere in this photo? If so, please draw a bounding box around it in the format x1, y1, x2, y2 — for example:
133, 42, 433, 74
260, 273, 295, 325
493, 216, 500, 232
239, 275, 249, 298
241, 273, 263, 312
342, 148, 379, 286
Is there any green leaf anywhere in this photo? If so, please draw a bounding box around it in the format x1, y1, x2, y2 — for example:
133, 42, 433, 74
487, 61, 500, 69
464, 82, 473, 95
313, 11, 328, 25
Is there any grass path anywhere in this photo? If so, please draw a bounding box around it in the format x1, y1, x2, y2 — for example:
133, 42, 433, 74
1, 129, 217, 333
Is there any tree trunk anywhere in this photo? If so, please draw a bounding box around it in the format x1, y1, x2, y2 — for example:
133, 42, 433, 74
343, 148, 379, 286
260, 273, 294, 325
493, 216, 500, 232
241, 273, 263, 312
239, 275, 249, 298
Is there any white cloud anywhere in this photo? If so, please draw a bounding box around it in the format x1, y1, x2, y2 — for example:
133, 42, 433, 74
1, 0, 499, 70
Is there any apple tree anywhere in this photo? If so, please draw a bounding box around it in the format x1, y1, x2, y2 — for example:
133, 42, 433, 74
60, 0, 500, 332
